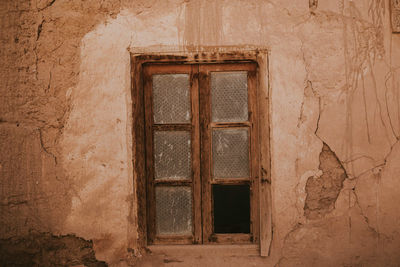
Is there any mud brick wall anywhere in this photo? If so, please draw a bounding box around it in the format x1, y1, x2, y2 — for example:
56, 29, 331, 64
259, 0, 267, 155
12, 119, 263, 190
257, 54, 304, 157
1, 0, 400, 266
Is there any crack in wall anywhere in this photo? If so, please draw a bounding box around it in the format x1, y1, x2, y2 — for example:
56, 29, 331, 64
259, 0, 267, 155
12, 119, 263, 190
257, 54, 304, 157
38, 127, 58, 165
352, 181, 382, 237
340, 0, 398, 177
37, 0, 57, 12
384, 67, 400, 140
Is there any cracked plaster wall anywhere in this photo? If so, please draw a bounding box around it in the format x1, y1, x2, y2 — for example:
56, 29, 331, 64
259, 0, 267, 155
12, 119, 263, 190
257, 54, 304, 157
1, 0, 400, 266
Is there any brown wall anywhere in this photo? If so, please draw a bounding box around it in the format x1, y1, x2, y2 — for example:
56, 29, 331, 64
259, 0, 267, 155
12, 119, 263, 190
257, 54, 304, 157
1, 0, 400, 266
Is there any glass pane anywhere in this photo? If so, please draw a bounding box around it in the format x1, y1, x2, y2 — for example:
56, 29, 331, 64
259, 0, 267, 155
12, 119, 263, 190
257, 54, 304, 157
154, 131, 191, 179
211, 71, 248, 122
212, 128, 249, 178
213, 185, 250, 233
155, 186, 192, 235
153, 74, 190, 124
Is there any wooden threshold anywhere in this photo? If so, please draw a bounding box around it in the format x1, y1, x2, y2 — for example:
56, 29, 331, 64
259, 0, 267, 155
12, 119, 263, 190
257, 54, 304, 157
147, 244, 259, 257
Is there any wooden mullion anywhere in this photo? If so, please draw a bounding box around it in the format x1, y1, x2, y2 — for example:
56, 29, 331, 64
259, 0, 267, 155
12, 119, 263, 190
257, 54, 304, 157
191, 64, 202, 244
153, 180, 192, 186
144, 63, 192, 74
210, 233, 252, 244
211, 178, 250, 185
153, 236, 194, 245
248, 66, 260, 244
200, 63, 256, 72
153, 124, 191, 131
210, 122, 251, 128
199, 66, 213, 243
143, 66, 156, 244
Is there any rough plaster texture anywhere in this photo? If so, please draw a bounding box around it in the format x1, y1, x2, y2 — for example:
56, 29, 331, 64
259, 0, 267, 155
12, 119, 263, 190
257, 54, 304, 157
0, 232, 107, 266
1, 0, 400, 266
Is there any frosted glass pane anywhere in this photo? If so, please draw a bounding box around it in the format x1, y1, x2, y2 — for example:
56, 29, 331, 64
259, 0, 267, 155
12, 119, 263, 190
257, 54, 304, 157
212, 128, 249, 178
153, 74, 190, 123
211, 71, 248, 122
154, 131, 191, 179
155, 186, 192, 235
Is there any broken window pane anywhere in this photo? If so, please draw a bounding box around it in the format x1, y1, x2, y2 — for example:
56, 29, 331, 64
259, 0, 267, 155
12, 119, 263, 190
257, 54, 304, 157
155, 186, 192, 235
153, 74, 190, 124
212, 128, 249, 178
211, 71, 248, 122
213, 184, 250, 233
154, 131, 191, 179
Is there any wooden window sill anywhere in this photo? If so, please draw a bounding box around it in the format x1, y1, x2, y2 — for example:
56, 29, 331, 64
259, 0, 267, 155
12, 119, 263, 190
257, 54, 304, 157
147, 244, 260, 257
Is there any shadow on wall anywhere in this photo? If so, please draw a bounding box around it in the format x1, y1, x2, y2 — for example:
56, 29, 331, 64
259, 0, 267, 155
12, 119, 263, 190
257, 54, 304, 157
0, 232, 107, 266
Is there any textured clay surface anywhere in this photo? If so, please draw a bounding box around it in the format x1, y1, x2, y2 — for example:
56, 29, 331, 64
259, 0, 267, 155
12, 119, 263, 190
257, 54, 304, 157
0, 232, 106, 266
1, 0, 400, 266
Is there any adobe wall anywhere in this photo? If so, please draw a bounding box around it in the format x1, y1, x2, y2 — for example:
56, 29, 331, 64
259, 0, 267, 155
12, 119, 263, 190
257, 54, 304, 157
1, 0, 400, 266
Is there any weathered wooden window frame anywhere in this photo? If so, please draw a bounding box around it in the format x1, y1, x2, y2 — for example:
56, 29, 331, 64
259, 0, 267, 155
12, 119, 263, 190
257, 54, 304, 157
131, 51, 272, 256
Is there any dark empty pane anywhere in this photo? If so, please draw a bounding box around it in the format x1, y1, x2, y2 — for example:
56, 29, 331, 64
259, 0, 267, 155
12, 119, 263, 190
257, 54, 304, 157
211, 71, 248, 122
152, 74, 190, 123
213, 185, 250, 233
